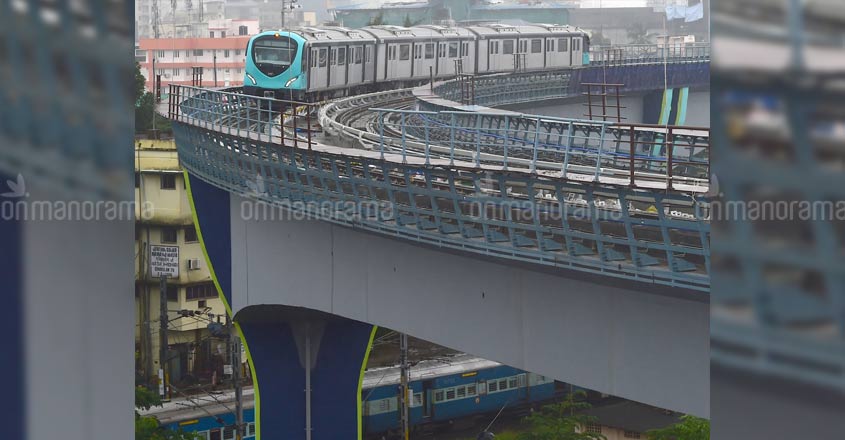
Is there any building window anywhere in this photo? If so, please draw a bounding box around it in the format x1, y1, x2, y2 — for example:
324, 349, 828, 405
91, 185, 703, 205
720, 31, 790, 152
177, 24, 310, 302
186, 283, 217, 301
184, 225, 198, 242
398, 44, 409, 61
239, 25, 248, 36
194, 49, 203, 56
224, 49, 230, 58
221, 31, 226, 38
235, 49, 241, 56
209, 31, 215, 38
161, 227, 177, 244
166, 284, 178, 302
624, 431, 641, 439
558, 38, 568, 52
157, 50, 165, 58
134, 172, 140, 188
531, 39, 542, 53
161, 174, 176, 189
448, 42, 458, 58
585, 423, 602, 434
425, 43, 434, 59
172, 68, 179, 77
198, 300, 207, 308
503, 40, 514, 55
174, 50, 180, 58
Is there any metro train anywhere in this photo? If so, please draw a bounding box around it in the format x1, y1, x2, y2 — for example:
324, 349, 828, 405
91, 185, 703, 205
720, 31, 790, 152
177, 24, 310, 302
243, 24, 590, 101
150, 355, 579, 439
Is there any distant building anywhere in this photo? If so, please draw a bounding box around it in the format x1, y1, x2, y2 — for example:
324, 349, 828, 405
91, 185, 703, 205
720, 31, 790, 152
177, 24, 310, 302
135, 139, 230, 386
138, 32, 254, 91
578, 400, 683, 439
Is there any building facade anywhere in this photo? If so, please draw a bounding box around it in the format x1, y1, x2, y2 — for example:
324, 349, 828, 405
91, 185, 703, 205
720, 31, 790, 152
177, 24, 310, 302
135, 139, 230, 388
138, 32, 254, 91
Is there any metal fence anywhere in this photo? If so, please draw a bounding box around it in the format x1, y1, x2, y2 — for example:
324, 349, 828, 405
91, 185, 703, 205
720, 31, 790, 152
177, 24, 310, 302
590, 43, 711, 66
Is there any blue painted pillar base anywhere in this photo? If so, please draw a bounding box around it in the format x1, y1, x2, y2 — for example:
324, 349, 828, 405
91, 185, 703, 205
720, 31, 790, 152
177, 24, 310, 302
0, 172, 23, 440
238, 306, 376, 440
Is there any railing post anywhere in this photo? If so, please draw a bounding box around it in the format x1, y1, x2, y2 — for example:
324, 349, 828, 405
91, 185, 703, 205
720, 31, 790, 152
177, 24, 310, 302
475, 114, 482, 167
379, 111, 386, 161
423, 116, 430, 166
449, 113, 456, 166
667, 127, 674, 190
503, 116, 510, 171
307, 106, 312, 150
531, 116, 541, 174
293, 103, 299, 148
561, 121, 573, 178
594, 123, 606, 181
629, 126, 636, 187
400, 113, 407, 163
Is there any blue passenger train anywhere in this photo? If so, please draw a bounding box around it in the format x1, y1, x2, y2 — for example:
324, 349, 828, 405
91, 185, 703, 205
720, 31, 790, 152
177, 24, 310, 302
147, 355, 573, 439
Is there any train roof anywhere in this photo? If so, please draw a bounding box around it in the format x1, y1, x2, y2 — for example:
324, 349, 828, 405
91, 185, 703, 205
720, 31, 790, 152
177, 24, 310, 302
465, 23, 584, 37
141, 355, 501, 424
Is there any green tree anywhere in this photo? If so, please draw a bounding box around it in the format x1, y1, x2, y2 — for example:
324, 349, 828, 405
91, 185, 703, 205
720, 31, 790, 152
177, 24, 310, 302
590, 31, 612, 46
134, 62, 172, 134
647, 415, 710, 440
403, 14, 413, 27
136, 386, 201, 440
368, 12, 386, 25
516, 391, 606, 440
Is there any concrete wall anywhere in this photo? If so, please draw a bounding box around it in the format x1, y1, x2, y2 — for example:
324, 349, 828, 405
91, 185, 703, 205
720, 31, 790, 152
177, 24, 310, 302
227, 194, 709, 417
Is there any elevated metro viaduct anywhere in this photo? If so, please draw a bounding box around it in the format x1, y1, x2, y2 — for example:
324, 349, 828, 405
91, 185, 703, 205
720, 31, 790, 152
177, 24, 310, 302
172, 60, 710, 439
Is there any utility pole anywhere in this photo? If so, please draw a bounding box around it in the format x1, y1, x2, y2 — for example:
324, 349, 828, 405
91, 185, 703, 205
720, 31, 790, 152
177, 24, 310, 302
213, 52, 218, 87
159, 274, 169, 400
399, 333, 410, 440
229, 315, 245, 440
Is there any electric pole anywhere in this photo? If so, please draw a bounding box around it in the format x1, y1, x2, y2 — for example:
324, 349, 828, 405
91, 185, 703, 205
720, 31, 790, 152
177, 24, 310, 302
159, 274, 169, 400
229, 316, 244, 440
399, 333, 410, 440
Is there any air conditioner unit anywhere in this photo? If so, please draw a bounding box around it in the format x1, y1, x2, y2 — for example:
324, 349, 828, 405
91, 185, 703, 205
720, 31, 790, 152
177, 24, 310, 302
187, 258, 201, 270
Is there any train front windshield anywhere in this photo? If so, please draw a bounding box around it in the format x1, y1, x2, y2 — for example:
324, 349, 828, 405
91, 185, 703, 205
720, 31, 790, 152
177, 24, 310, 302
252, 36, 298, 77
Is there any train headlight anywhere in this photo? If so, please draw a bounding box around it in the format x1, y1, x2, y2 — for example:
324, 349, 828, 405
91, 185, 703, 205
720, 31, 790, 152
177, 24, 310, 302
284, 76, 300, 87
246, 73, 257, 85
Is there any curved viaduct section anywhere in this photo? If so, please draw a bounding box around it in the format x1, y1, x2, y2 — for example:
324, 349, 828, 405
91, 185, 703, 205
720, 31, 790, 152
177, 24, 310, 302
169, 59, 711, 434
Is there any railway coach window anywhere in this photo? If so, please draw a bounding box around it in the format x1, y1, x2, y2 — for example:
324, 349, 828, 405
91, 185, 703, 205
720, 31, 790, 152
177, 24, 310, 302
488, 381, 498, 392
448, 42, 458, 58
574, 38, 581, 51
434, 390, 444, 402
337, 47, 346, 65
503, 40, 514, 54
399, 44, 410, 60
558, 38, 568, 52
531, 39, 542, 53
253, 37, 298, 65
223, 426, 235, 440
425, 43, 434, 59
319, 48, 327, 67
437, 43, 445, 58
354, 47, 362, 64
462, 42, 469, 56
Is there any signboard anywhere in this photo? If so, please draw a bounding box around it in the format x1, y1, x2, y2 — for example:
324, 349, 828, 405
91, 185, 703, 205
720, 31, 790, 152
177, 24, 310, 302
150, 245, 180, 278
223, 364, 233, 376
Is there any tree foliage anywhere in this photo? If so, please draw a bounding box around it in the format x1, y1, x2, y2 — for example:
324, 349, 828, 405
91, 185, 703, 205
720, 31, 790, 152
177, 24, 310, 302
368, 12, 386, 25
647, 415, 710, 440
134, 62, 172, 134
627, 22, 655, 45
590, 31, 612, 46
136, 387, 201, 440
516, 391, 606, 440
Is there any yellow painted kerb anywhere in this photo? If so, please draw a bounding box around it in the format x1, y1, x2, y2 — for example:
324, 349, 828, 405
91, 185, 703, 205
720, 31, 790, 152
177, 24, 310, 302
357, 326, 378, 440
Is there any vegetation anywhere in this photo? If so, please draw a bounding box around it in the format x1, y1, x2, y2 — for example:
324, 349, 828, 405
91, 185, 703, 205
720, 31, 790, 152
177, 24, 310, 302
647, 415, 710, 440
136, 386, 200, 440
590, 31, 612, 46
368, 12, 386, 26
515, 391, 605, 440
135, 62, 172, 134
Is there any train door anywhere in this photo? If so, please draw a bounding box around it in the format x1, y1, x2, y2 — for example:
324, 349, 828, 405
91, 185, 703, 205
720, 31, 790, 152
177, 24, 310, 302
423, 379, 434, 419
209, 428, 221, 440
545, 38, 555, 68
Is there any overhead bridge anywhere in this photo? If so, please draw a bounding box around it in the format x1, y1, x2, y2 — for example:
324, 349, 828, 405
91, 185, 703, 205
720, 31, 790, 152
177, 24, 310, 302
167, 53, 711, 438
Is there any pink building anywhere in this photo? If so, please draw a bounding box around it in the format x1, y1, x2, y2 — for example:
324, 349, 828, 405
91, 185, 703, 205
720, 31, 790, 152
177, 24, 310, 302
138, 35, 252, 90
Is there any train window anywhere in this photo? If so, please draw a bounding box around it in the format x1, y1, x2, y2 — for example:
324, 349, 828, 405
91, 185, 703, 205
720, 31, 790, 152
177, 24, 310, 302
354, 47, 362, 64
318, 48, 327, 67
574, 38, 581, 51
379, 399, 390, 412
499, 379, 508, 390
488, 381, 498, 392
311, 50, 317, 67
425, 43, 434, 59
223, 426, 235, 440
508, 377, 518, 389
248, 423, 256, 435
531, 39, 542, 53
546, 39, 554, 51
434, 390, 444, 402
196, 431, 210, 440
558, 38, 568, 52
448, 42, 458, 58
503, 40, 514, 54
445, 389, 456, 400
413, 393, 422, 406
462, 42, 469, 56
337, 47, 346, 65
330, 48, 336, 65
518, 374, 527, 387
456, 387, 466, 398
437, 43, 444, 58
366, 46, 371, 63
210, 430, 221, 440
467, 384, 477, 396
399, 44, 410, 61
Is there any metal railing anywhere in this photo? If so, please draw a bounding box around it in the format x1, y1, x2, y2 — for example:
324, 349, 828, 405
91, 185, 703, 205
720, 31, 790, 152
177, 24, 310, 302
368, 108, 710, 191
167, 84, 318, 149
589, 43, 711, 66
168, 85, 710, 291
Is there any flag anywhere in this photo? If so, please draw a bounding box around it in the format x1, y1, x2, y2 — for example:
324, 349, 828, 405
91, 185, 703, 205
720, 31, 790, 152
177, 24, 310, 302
685, 2, 704, 22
